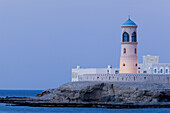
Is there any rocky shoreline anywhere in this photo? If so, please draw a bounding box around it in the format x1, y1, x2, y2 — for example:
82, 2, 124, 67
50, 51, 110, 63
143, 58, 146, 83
1, 81, 170, 108
1, 97, 170, 108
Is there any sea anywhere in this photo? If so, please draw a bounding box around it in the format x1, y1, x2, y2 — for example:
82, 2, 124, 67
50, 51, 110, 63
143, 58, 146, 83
0, 90, 170, 113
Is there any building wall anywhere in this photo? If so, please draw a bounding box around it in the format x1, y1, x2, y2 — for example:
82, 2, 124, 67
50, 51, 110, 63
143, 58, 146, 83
72, 63, 170, 82
79, 73, 170, 84
138, 64, 153, 74
143, 55, 159, 64
138, 63, 170, 74
72, 65, 119, 82
72, 68, 96, 82
72, 64, 170, 82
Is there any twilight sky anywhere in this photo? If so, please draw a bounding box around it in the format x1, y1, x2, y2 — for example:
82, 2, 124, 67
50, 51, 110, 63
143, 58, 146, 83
0, 0, 170, 90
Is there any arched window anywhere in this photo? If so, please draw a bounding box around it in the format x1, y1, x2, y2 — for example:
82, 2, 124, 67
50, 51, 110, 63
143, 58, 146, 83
124, 48, 126, 54
154, 69, 157, 73
160, 68, 164, 74
122, 32, 129, 42
165, 67, 169, 74
134, 48, 137, 54
160, 69, 163, 73
107, 70, 109, 74
166, 69, 169, 74
132, 32, 137, 42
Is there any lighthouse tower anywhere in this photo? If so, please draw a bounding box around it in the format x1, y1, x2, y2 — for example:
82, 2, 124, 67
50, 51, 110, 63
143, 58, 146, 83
119, 17, 138, 73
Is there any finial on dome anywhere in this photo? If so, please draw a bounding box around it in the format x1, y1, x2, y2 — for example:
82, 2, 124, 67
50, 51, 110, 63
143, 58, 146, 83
128, 15, 131, 19
122, 15, 137, 26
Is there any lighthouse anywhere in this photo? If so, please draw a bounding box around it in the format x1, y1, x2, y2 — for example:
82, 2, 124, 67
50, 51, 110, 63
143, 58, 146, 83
119, 17, 138, 73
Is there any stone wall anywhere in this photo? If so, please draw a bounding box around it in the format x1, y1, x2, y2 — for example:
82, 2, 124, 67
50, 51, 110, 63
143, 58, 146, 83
78, 74, 170, 84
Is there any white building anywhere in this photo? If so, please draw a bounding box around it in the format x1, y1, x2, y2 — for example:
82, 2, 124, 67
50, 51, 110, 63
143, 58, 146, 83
138, 55, 170, 74
72, 65, 119, 82
72, 17, 170, 83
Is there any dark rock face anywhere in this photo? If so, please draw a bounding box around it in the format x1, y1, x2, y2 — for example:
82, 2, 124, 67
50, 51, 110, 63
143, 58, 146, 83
35, 82, 170, 104
158, 91, 170, 102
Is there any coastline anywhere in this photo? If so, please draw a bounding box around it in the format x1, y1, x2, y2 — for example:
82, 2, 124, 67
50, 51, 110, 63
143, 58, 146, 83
1, 81, 170, 109
1, 97, 170, 108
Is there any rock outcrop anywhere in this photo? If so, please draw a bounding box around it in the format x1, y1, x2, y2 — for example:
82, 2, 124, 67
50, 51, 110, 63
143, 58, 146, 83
35, 81, 170, 104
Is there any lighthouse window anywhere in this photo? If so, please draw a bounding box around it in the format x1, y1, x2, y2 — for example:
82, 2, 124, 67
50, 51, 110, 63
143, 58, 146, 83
136, 63, 138, 66
122, 32, 129, 42
124, 48, 126, 54
123, 63, 125, 66
134, 48, 137, 54
132, 32, 137, 42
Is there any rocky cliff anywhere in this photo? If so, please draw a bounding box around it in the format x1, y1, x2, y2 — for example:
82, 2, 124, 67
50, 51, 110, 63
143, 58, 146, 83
35, 81, 170, 104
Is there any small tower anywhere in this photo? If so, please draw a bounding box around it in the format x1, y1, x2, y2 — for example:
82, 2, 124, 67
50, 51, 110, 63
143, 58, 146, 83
119, 17, 138, 73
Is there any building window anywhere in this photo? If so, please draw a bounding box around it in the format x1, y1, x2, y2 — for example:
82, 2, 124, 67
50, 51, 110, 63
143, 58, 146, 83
138, 67, 140, 69
123, 63, 125, 66
134, 48, 137, 54
107, 70, 109, 74
166, 69, 169, 74
124, 48, 126, 54
122, 32, 129, 42
132, 32, 137, 42
115, 70, 119, 74
136, 63, 138, 67
160, 69, 163, 74
154, 69, 157, 73
143, 71, 147, 73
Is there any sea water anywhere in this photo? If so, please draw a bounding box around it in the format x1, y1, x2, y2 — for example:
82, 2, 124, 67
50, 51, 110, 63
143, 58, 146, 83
0, 90, 170, 113
0, 90, 42, 98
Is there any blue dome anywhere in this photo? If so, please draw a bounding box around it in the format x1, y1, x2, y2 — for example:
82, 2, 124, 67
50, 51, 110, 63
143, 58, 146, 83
122, 18, 137, 26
